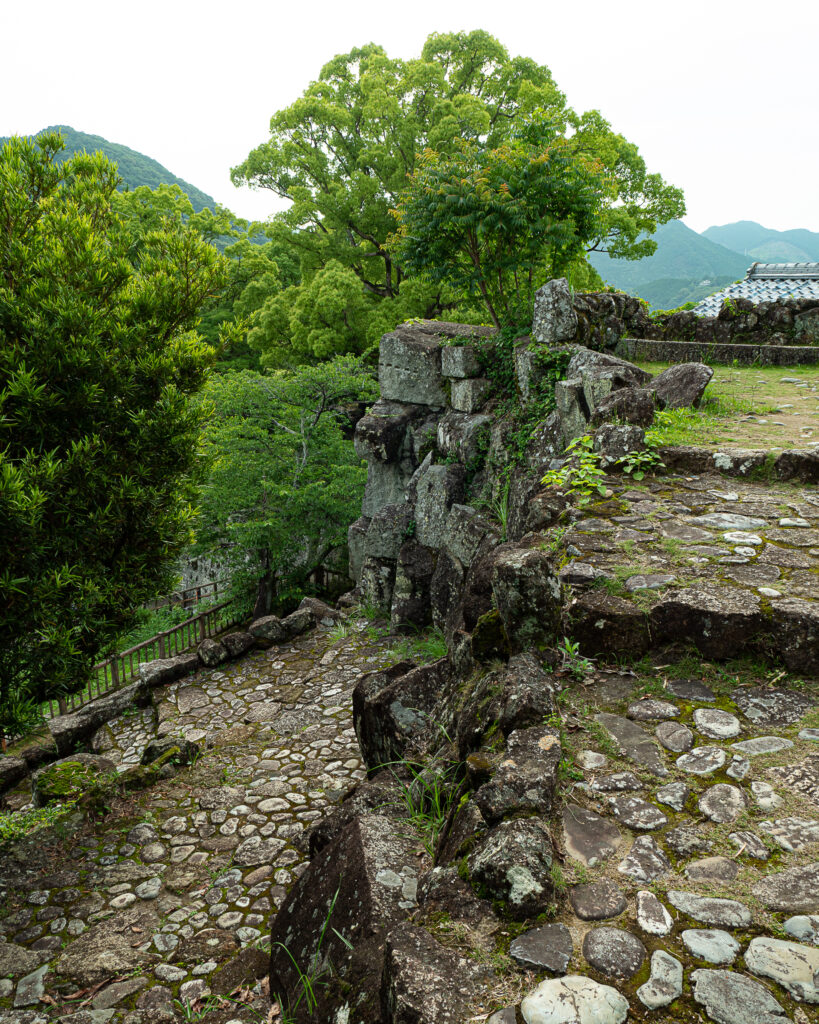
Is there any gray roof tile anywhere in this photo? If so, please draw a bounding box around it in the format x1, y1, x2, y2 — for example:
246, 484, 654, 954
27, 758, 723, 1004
694, 262, 819, 317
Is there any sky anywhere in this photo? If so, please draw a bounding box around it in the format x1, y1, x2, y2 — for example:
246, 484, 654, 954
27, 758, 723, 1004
2, 0, 818, 235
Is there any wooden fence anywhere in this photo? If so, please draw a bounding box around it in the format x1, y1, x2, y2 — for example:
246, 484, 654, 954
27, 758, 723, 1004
144, 578, 230, 613
42, 596, 247, 720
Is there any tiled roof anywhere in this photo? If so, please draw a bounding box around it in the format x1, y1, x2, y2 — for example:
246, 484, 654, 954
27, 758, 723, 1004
694, 262, 819, 317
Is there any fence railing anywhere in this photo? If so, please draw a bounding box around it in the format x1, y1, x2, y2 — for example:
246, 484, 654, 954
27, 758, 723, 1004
144, 578, 230, 613
42, 596, 247, 720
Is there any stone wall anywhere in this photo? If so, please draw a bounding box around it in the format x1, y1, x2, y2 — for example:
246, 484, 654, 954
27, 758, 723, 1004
573, 290, 819, 351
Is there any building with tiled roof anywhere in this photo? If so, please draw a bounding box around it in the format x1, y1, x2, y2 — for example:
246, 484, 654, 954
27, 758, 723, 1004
694, 262, 819, 317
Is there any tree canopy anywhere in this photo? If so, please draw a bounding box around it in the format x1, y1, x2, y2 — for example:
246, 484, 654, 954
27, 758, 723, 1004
232, 30, 685, 352
0, 132, 227, 738
193, 358, 378, 614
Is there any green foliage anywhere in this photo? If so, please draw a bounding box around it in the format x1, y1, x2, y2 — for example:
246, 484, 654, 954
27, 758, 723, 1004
0, 804, 68, 846
392, 115, 606, 327
387, 627, 449, 665
541, 436, 608, 506
234, 31, 684, 361
383, 755, 462, 857
0, 132, 226, 740
193, 358, 378, 613
617, 441, 666, 481
558, 638, 594, 679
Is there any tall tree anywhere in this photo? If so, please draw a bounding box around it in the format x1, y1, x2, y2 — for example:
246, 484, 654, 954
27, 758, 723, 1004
232, 31, 684, 359
0, 133, 227, 738
193, 358, 378, 614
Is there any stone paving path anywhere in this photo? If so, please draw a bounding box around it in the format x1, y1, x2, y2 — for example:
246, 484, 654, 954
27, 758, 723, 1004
492, 669, 819, 1024
0, 624, 392, 1023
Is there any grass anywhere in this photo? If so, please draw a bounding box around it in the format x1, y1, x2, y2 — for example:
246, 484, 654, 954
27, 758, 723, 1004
386, 627, 449, 665
0, 804, 70, 845
379, 754, 462, 856
637, 360, 819, 450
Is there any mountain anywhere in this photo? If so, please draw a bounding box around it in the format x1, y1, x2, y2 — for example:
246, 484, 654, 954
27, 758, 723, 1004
1, 125, 217, 213
702, 220, 819, 263
588, 220, 749, 302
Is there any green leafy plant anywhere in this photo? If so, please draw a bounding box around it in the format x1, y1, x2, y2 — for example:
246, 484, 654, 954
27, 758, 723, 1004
558, 638, 594, 679
616, 442, 665, 481
0, 805, 67, 846
541, 435, 607, 506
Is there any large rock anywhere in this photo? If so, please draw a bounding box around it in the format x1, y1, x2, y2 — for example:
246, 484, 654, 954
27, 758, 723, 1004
380, 922, 495, 1023
359, 556, 398, 614
690, 969, 789, 1024
55, 906, 157, 986
491, 546, 562, 652
248, 614, 287, 642
48, 680, 147, 756
651, 362, 714, 408
0, 756, 30, 798
348, 516, 372, 583
770, 599, 819, 673
565, 347, 652, 387
651, 586, 765, 659
32, 753, 117, 807
521, 976, 629, 1024
753, 864, 819, 914
353, 659, 452, 770
138, 652, 199, 688
442, 505, 498, 569
414, 463, 466, 549
565, 592, 649, 658
474, 726, 561, 824
562, 804, 622, 867
364, 503, 414, 562
221, 631, 255, 658
379, 325, 447, 406
744, 936, 819, 1002
582, 926, 646, 979
468, 818, 555, 919
532, 278, 578, 345
270, 814, 420, 1024
390, 541, 437, 633
436, 411, 492, 467
197, 638, 228, 667
590, 387, 655, 427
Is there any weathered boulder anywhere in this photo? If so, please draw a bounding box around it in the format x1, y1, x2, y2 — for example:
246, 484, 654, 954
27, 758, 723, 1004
442, 505, 498, 569
281, 606, 315, 638
390, 541, 437, 634
348, 516, 372, 582
140, 736, 199, 767
55, 906, 157, 986
590, 387, 655, 427
770, 598, 819, 674
197, 638, 228, 667
651, 586, 765, 659
441, 344, 482, 378
270, 814, 421, 1024
0, 756, 28, 798
775, 445, 819, 484
491, 546, 562, 652
379, 324, 447, 406
305, 771, 408, 857
355, 401, 425, 463
752, 864, 819, 914
360, 556, 398, 614
436, 410, 492, 466
474, 726, 561, 824
380, 923, 495, 1023
565, 346, 652, 387
532, 278, 578, 345
414, 463, 466, 549
364, 503, 414, 562
555, 378, 590, 441
221, 631, 255, 659
138, 652, 199, 689
429, 550, 467, 638
690, 969, 789, 1024
353, 659, 452, 770
468, 818, 555, 919
521, 975, 629, 1024
650, 362, 713, 408
46, 680, 144, 756
565, 591, 650, 657
593, 424, 646, 463
32, 753, 117, 807
298, 596, 340, 625
248, 614, 287, 642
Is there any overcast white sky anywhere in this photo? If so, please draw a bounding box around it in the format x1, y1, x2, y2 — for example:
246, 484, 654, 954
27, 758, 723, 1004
2, 0, 817, 234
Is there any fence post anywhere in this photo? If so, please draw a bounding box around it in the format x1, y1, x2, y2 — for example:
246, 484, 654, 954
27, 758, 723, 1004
159, 634, 166, 659
111, 658, 119, 689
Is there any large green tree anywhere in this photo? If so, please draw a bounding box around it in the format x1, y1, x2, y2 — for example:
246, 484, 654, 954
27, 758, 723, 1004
232, 31, 684, 357
392, 116, 607, 326
0, 133, 227, 737
193, 358, 378, 615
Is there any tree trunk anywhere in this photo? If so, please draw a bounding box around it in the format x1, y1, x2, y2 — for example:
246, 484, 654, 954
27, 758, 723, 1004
253, 572, 274, 619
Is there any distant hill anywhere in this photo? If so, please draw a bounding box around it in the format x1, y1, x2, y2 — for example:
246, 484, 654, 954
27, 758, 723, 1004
702, 220, 819, 263
588, 221, 749, 309
1, 125, 217, 213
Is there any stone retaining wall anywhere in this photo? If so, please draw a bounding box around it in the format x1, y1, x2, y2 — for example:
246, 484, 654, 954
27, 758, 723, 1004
616, 338, 819, 366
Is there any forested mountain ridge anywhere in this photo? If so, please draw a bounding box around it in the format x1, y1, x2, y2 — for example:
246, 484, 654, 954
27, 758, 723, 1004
702, 220, 819, 263
0, 125, 218, 212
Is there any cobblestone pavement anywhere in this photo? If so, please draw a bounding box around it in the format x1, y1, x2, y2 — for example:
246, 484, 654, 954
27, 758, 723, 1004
0, 624, 393, 1023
